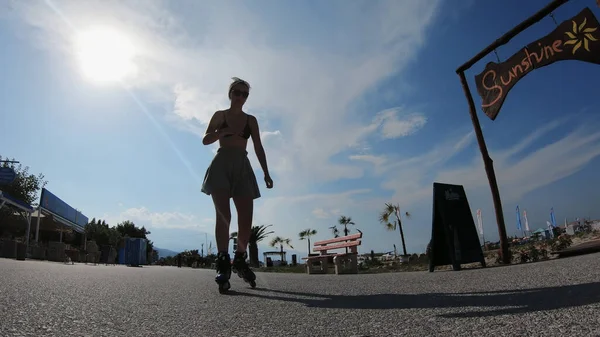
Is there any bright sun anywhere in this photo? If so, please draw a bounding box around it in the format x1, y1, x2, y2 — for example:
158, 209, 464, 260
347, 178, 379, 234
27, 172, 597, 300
74, 27, 137, 83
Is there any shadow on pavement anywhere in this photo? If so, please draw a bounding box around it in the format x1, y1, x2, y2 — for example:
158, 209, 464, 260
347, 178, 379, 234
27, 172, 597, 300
231, 282, 600, 318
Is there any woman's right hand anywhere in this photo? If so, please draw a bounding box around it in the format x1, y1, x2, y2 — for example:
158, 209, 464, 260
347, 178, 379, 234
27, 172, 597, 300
218, 127, 236, 139
264, 174, 273, 189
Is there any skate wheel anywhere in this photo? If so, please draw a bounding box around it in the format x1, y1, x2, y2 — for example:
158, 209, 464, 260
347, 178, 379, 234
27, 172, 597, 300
218, 281, 231, 294
249, 280, 256, 288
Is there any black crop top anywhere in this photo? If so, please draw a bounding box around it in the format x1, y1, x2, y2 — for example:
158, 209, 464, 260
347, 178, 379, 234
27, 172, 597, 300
220, 114, 251, 139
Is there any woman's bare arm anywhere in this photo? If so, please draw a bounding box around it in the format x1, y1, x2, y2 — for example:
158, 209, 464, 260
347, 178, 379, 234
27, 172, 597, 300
249, 115, 270, 177
202, 111, 224, 145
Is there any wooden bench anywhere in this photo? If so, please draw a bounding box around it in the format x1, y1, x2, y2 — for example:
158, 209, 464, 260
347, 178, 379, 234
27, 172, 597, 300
303, 233, 362, 274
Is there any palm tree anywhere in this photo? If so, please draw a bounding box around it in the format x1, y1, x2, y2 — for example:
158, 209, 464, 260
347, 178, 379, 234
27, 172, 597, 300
379, 203, 410, 256
338, 215, 355, 236
269, 236, 294, 264
337, 215, 356, 253
230, 224, 274, 267
328, 225, 339, 238
249, 225, 274, 267
298, 229, 317, 255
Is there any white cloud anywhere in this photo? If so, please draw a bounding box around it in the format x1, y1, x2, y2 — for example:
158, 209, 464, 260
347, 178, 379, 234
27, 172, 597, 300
253, 188, 384, 241
436, 120, 600, 203
349, 154, 388, 167
311, 207, 341, 219
256, 189, 373, 223
260, 130, 282, 142
373, 107, 428, 139
311, 208, 329, 219
8, 0, 441, 188
172, 84, 221, 125
102, 207, 208, 231
375, 116, 600, 210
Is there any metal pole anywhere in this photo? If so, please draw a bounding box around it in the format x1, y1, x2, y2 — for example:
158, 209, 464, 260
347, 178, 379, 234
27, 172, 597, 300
481, 222, 485, 247
35, 208, 42, 242
457, 71, 510, 264
25, 213, 31, 254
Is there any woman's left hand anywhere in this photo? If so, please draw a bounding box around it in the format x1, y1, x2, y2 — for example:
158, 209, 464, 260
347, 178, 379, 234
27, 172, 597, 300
264, 174, 273, 189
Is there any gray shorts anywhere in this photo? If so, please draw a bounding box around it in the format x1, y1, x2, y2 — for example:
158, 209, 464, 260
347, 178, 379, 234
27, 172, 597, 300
201, 147, 261, 199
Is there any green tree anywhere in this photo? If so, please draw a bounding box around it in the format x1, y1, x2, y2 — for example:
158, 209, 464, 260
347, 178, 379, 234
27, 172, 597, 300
0, 156, 46, 206
0, 156, 47, 231
84, 218, 123, 249
115, 220, 149, 238
269, 236, 293, 265
328, 225, 339, 238
337, 215, 355, 236
115, 220, 154, 255
298, 228, 317, 255
379, 203, 410, 256
177, 249, 201, 267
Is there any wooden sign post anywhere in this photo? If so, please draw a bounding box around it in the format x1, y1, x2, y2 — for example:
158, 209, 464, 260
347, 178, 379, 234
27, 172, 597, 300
455, 1, 600, 264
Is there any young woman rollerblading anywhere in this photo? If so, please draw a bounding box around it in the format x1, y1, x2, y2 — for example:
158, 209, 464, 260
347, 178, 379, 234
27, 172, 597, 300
201, 77, 273, 294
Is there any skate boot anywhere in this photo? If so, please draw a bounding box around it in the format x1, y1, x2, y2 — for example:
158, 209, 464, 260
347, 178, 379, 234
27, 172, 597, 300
215, 251, 231, 294
232, 251, 257, 288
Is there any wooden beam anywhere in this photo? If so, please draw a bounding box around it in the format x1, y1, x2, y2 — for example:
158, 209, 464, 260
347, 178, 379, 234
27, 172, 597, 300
456, 0, 570, 73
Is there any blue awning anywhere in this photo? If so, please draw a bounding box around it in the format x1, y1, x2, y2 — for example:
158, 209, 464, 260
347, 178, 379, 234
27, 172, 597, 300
39, 207, 85, 233
0, 190, 34, 213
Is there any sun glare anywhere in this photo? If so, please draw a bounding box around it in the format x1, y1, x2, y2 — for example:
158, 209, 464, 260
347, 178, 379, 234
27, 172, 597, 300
74, 27, 137, 83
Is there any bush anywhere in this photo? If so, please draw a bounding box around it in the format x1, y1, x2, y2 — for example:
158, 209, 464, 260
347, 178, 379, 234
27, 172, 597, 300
494, 248, 513, 264
365, 257, 383, 267
550, 234, 572, 252
518, 250, 530, 263
529, 244, 540, 262
537, 241, 550, 260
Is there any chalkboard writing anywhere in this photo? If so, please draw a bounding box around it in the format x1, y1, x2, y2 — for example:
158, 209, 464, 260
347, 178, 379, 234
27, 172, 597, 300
475, 7, 600, 120
428, 182, 485, 272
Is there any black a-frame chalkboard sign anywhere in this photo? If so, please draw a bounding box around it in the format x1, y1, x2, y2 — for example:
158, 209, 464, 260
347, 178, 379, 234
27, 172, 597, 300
428, 182, 486, 272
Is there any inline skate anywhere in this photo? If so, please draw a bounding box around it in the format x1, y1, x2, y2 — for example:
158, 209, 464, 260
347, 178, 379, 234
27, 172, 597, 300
232, 251, 257, 288
215, 251, 232, 294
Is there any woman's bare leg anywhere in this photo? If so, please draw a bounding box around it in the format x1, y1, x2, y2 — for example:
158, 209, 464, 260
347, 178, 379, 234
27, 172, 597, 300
232, 195, 253, 254
212, 192, 231, 253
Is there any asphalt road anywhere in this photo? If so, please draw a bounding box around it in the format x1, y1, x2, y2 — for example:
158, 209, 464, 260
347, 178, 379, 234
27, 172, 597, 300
1, 254, 599, 337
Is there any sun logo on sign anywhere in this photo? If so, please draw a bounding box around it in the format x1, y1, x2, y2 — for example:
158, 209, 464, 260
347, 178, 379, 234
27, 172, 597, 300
564, 17, 598, 54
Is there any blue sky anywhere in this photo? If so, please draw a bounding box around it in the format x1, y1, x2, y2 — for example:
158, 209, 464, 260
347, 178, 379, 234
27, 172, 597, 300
1, 0, 600, 258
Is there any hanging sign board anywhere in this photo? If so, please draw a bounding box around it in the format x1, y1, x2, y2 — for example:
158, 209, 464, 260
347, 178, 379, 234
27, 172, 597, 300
475, 7, 600, 120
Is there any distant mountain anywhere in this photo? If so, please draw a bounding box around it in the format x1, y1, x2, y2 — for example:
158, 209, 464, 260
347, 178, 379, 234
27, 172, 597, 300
154, 247, 180, 258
